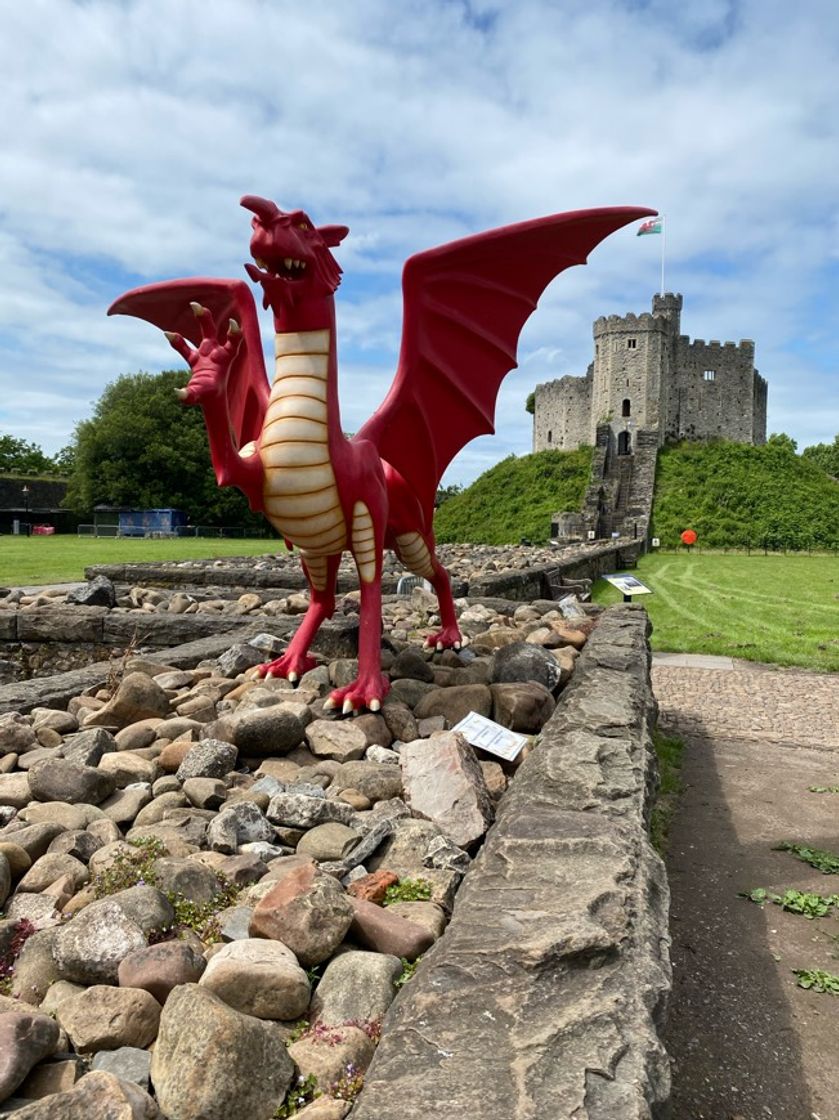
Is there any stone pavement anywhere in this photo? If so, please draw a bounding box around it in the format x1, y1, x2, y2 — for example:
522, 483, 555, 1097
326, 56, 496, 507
652, 654, 838, 751
654, 656, 839, 1120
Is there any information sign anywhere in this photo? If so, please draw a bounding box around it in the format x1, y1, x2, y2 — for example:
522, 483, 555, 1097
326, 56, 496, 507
602, 572, 653, 597
451, 712, 528, 761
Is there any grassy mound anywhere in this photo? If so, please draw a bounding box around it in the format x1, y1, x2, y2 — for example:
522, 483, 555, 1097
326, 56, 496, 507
651, 440, 839, 550
434, 448, 593, 545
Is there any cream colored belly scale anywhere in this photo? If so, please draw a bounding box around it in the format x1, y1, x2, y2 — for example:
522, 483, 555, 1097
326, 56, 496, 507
259, 330, 347, 571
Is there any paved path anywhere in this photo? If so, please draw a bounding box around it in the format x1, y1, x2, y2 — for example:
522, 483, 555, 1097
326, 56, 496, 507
653, 657, 839, 1120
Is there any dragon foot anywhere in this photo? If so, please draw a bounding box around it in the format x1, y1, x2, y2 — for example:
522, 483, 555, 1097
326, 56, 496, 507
423, 626, 463, 653
324, 673, 391, 716
256, 652, 319, 683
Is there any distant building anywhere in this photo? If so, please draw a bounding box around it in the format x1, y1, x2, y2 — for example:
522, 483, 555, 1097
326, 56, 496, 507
533, 293, 767, 454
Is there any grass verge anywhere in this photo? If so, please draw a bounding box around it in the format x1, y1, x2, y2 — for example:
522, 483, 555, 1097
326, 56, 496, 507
593, 551, 839, 672
0, 536, 282, 587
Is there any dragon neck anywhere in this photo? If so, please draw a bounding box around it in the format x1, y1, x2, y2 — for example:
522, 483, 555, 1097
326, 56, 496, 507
270, 296, 341, 440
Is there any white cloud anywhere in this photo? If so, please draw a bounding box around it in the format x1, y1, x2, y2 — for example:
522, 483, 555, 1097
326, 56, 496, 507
0, 0, 837, 487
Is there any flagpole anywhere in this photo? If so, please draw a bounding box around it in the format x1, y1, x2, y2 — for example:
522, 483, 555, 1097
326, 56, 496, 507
660, 215, 666, 295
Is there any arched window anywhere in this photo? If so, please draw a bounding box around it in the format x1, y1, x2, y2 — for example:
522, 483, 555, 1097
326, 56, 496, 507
622, 398, 631, 417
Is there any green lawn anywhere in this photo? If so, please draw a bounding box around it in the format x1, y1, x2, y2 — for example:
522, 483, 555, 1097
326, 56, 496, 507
0, 536, 282, 587
593, 551, 839, 673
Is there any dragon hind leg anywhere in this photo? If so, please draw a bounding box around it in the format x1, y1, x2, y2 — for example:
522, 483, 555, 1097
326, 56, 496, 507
257, 554, 339, 682
395, 532, 462, 652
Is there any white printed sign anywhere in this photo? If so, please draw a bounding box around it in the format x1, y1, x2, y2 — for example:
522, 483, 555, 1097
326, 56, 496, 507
452, 711, 528, 761
602, 572, 653, 596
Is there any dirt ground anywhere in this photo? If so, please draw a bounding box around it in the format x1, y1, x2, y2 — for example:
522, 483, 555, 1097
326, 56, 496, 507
653, 657, 839, 1120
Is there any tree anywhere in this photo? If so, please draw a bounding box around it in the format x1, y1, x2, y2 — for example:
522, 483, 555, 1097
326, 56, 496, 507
802, 435, 839, 479
0, 434, 57, 475
525, 392, 535, 415
766, 432, 798, 453
63, 370, 265, 528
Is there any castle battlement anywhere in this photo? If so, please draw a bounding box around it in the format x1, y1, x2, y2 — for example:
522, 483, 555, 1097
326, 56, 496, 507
533, 293, 767, 454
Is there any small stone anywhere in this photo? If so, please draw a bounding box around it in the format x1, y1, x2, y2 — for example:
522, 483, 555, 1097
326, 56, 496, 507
61, 728, 118, 767
490, 681, 555, 731
7, 1068, 163, 1118
182, 777, 227, 810
296, 822, 361, 862
346, 869, 398, 904
347, 895, 434, 960
118, 941, 206, 1004
309, 949, 402, 1025
413, 683, 493, 727
67, 575, 116, 607
337, 788, 371, 811
491, 641, 563, 692
328, 761, 402, 804
266, 792, 356, 830
288, 1026, 376, 1090
91, 1046, 152, 1090
230, 707, 306, 757
386, 900, 447, 940
84, 671, 171, 729
27, 759, 115, 806
306, 720, 367, 763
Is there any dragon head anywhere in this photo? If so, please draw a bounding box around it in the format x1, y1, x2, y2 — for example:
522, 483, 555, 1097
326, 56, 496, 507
241, 195, 349, 311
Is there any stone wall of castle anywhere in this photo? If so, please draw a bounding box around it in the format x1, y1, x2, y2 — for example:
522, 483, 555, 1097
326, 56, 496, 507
533, 293, 767, 452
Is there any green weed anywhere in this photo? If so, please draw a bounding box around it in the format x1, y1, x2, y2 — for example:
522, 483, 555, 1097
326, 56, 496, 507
775, 843, 839, 875
741, 887, 839, 919
793, 968, 839, 994
383, 878, 432, 905
650, 730, 684, 854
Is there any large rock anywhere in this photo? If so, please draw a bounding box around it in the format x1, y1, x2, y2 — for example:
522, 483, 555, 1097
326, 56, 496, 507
67, 575, 116, 607
56, 986, 161, 1052
176, 740, 237, 782
8, 1069, 163, 1119
84, 672, 171, 730
266, 791, 355, 830
296, 822, 361, 862
0, 1010, 60, 1102
151, 984, 294, 1120
288, 1026, 376, 1092
249, 863, 354, 966
309, 950, 402, 1026
199, 938, 310, 1020
229, 707, 305, 757
17, 852, 88, 894
400, 732, 494, 849
413, 684, 493, 727
490, 681, 555, 732
347, 897, 434, 960
53, 889, 174, 985
27, 760, 115, 806
490, 641, 563, 692
61, 728, 118, 767
207, 802, 275, 854
328, 761, 402, 804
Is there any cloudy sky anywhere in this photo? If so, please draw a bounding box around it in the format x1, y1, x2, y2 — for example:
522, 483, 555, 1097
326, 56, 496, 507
1, 0, 837, 486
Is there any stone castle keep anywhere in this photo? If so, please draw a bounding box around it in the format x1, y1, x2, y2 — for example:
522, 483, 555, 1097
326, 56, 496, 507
533, 293, 768, 454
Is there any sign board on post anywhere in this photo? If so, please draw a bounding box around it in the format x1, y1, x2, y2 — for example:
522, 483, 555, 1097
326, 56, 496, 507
602, 572, 653, 602
452, 712, 528, 762
651, 538, 660, 548
587, 530, 596, 540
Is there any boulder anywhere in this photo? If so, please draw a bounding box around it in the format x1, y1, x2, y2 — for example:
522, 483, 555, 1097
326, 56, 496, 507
490, 681, 555, 732
305, 720, 367, 763
91, 1046, 152, 1090
288, 1026, 376, 1092
176, 740, 238, 782
56, 986, 161, 1052
61, 728, 118, 767
199, 938, 310, 1020
0, 1010, 60, 1102
54, 889, 174, 985
347, 896, 434, 960
413, 684, 493, 727
296, 822, 361, 862
309, 949, 402, 1025
67, 575, 116, 608
229, 707, 305, 757
84, 672, 171, 730
249, 863, 354, 965
151, 985, 294, 1120
266, 791, 355, 830
400, 732, 494, 849
490, 641, 563, 692
328, 761, 402, 804
207, 802, 275, 854
8, 1069, 163, 1118
27, 760, 115, 806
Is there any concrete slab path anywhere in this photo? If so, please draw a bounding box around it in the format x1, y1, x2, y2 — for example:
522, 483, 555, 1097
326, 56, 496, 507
653, 659, 839, 1120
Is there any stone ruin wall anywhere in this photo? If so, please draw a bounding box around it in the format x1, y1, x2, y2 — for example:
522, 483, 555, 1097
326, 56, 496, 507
665, 337, 766, 445
533, 369, 592, 451
0, 550, 670, 1118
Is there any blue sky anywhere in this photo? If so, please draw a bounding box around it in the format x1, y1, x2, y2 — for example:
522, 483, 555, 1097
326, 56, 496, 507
0, 0, 837, 485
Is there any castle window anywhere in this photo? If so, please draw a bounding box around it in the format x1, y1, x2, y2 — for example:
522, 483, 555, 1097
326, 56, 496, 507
704, 369, 716, 381
547, 430, 552, 444
622, 398, 631, 418
627, 338, 637, 350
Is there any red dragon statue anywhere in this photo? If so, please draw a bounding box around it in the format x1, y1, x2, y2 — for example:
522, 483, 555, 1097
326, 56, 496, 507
109, 197, 654, 713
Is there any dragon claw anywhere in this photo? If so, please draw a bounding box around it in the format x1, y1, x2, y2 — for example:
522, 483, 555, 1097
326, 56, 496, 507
328, 673, 390, 717
228, 318, 241, 335
369, 698, 381, 713
287, 671, 298, 684
342, 698, 355, 716
425, 626, 464, 653
323, 697, 337, 711
190, 301, 207, 317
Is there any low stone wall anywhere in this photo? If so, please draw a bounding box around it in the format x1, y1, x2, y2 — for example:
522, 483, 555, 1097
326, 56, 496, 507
354, 605, 671, 1120
470, 540, 643, 600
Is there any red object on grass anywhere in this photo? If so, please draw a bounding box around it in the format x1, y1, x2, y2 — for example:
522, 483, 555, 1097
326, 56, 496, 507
109, 197, 656, 712
681, 529, 698, 545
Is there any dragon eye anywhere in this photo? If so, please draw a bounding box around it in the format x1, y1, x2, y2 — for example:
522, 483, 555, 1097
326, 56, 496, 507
298, 222, 309, 230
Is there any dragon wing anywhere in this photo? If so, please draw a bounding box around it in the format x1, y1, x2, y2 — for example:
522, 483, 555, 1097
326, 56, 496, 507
356, 206, 656, 527
108, 278, 269, 448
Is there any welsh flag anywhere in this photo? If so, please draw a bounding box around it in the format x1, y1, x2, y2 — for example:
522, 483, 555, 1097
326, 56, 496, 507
637, 217, 663, 236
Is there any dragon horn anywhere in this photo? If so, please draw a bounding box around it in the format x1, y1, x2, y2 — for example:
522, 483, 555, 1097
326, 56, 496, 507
240, 195, 281, 222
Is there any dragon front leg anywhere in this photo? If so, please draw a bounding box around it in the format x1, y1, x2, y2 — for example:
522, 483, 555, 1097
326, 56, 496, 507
325, 501, 390, 715
166, 304, 264, 508
257, 554, 340, 683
